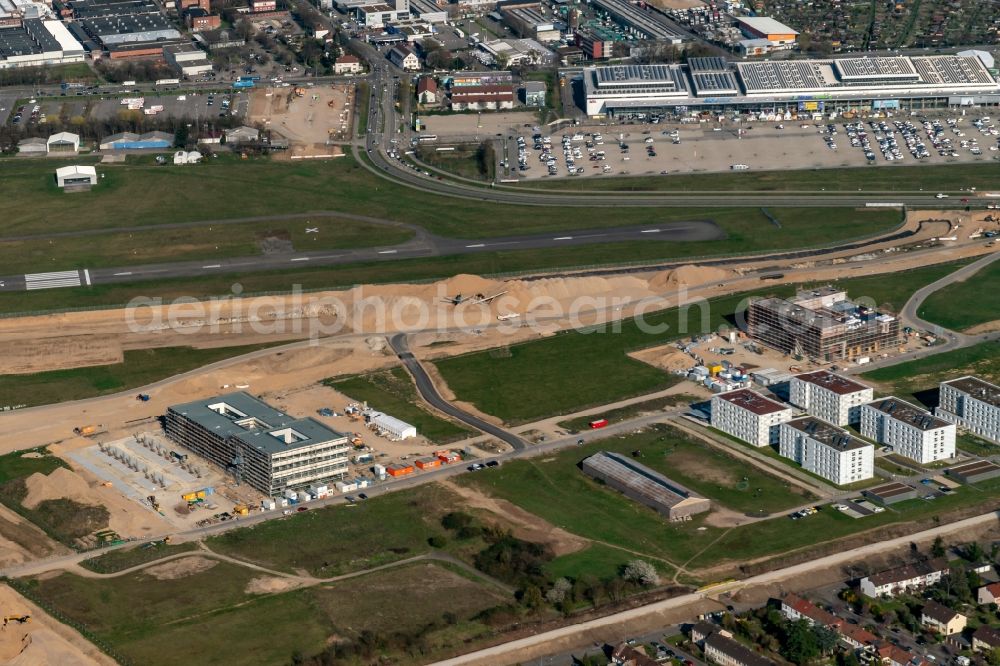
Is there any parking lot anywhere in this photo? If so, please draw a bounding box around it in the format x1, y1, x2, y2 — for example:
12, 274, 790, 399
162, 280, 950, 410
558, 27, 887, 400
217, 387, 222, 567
10, 90, 248, 128
504, 115, 1000, 180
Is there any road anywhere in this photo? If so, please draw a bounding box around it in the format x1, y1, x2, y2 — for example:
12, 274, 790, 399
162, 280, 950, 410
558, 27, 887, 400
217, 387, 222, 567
388, 333, 528, 450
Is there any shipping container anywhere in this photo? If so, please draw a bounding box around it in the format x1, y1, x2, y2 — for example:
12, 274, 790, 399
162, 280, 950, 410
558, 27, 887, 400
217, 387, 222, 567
589, 418, 608, 429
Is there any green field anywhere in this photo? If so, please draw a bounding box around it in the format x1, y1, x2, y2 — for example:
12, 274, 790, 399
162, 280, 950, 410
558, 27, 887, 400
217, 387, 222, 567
327, 368, 473, 443
861, 341, 1000, 407
956, 433, 998, 457
558, 393, 700, 432
544, 543, 638, 582
79, 541, 199, 574
16, 557, 506, 666
521, 163, 999, 193
0, 216, 414, 275
811, 258, 975, 313
0, 342, 291, 408
0, 447, 69, 484
434, 291, 780, 424
918, 257, 1000, 331
206, 484, 453, 577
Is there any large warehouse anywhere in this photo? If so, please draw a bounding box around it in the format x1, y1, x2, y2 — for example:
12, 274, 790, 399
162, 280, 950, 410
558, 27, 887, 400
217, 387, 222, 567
0, 18, 84, 68
583, 54, 1000, 117
581, 451, 710, 520
165, 392, 351, 496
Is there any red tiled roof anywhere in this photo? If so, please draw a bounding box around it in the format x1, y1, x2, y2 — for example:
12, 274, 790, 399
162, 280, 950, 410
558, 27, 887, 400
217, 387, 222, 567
839, 623, 877, 646
781, 594, 844, 628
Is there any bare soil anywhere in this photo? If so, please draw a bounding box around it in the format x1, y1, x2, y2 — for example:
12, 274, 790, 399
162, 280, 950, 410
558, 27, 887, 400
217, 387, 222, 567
142, 555, 217, 580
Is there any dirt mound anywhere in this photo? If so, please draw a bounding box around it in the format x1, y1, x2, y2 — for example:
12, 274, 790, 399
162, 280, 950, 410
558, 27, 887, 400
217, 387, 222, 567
22, 468, 94, 510
143, 556, 217, 580
245, 576, 304, 595
440, 274, 501, 296
649, 265, 732, 291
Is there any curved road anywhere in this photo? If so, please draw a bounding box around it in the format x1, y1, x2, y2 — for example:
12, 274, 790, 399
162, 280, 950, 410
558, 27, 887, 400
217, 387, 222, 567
388, 333, 528, 451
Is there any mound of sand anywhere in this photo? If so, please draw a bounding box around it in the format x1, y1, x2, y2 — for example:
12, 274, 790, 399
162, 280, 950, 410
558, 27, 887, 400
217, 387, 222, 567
245, 576, 304, 595
649, 265, 732, 291
22, 468, 94, 510
143, 556, 217, 580
440, 274, 502, 296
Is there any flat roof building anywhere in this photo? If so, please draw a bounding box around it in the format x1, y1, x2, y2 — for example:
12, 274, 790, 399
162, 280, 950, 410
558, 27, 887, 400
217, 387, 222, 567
864, 481, 917, 505
581, 450, 710, 520
860, 397, 955, 464
936, 375, 1000, 444
165, 392, 351, 496
946, 459, 1000, 484
0, 18, 84, 68
590, 0, 685, 44
789, 371, 873, 426
735, 16, 797, 49
778, 416, 874, 485
711, 388, 793, 447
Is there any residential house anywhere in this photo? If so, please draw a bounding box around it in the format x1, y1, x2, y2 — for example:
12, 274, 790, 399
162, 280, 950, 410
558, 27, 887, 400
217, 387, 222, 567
416, 76, 437, 104
611, 642, 659, 666
778, 594, 843, 629
979, 582, 1000, 605
838, 623, 877, 650
689, 621, 775, 666
876, 642, 933, 666
921, 600, 966, 635
334, 54, 362, 74
859, 559, 948, 598
388, 44, 420, 71
973, 625, 1000, 653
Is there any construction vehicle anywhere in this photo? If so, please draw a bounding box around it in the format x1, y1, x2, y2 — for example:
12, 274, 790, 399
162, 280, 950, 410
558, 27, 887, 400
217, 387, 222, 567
232, 504, 249, 516
3, 615, 30, 626
136, 393, 150, 402
73, 424, 106, 437
350, 433, 364, 447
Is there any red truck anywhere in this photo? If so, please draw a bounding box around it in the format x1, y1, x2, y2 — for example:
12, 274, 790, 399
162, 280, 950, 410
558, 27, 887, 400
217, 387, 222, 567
589, 418, 609, 429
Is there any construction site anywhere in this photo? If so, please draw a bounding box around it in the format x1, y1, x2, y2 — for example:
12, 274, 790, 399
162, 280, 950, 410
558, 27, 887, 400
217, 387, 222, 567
248, 83, 353, 159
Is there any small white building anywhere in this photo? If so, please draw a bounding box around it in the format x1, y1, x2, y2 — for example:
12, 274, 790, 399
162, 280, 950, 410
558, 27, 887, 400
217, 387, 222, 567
55, 164, 97, 188
779, 416, 874, 485
46, 131, 80, 153
17, 137, 47, 155
936, 376, 1000, 444
334, 54, 362, 74
710, 388, 793, 447
388, 44, 420, 71
367, 411, 417, 440
789, 371, 873, 426
860, 397, 956, 464
172, 150, 203, 164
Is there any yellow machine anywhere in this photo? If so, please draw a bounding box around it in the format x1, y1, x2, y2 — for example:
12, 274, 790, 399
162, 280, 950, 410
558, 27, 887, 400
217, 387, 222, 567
233, 504, 249, 516
3, 615, 30, 627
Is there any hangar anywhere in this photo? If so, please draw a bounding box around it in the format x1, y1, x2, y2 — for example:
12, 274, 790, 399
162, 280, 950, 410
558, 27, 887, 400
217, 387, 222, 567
55, 164, 97, 188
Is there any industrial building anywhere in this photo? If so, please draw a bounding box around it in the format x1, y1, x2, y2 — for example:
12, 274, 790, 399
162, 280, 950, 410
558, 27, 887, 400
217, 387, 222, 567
501, 6, 559, 41
522, 80, 546, 106
364, 411, 417, 440
936, 376, 1000, 443
581, 451, 710, 520
574, 29, 614, 59
478, 37, 555, 68
788, 371, 873, 426
710, 388, 793, 447
734, 15, 797, 53
747, 287, 900, 363
860, 397, 955, 464
99, 131, 174, 150
165, 392, 351, 496
55, 164, 96, 188
590, 0, 685, 44
583, 54, 1000, 117
946, 459, 1000, 485
407, 0, 445, 23
0, 18, 84, 68
778, 416, 874, 485
163, 43, 212, 77
66, 0, 183, 58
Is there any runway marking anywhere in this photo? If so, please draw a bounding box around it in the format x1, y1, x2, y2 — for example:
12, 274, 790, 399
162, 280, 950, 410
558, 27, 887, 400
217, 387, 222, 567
641, 229, 661, 233
113, 272, 133, 276
24, 270, 81, 290
290, 257, 309, 262
466, 243, 485, 248
202, 264, 221, 269
83, 269, 91, 285
553, 236, 573, 241
378, 250, 397, 254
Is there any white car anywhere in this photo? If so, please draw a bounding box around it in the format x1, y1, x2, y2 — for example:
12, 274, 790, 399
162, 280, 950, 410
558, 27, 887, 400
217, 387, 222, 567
935, 193, 949, 199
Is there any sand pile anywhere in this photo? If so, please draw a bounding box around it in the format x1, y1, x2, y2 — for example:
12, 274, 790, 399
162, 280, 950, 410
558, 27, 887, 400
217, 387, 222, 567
22, 468, 94, 510
649, 265, 732, 291
503, 275, 656, 311
245, 576, 304, 595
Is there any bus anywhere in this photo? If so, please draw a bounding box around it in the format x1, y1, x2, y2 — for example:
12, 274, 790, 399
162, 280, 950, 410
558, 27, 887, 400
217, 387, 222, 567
417, 134, 438, 143
155, 78, 180, 86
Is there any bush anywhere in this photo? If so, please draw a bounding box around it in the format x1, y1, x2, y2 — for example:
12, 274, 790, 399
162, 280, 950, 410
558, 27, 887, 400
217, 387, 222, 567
427, 535, 448, 548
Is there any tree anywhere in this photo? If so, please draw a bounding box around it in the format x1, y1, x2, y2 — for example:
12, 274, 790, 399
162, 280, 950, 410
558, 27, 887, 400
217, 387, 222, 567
784, 620, 820, 664
932, 536, 946, 558
813, 625, 839, 655
963, 541, 985, 563
622, 560, 659, 587
545, 577, 572, 604
174, 124, 189, 148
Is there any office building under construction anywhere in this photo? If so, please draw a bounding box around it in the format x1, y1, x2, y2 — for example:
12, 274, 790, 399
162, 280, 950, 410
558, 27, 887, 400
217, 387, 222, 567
165, 392, 350, 496
747, 287, 899, 362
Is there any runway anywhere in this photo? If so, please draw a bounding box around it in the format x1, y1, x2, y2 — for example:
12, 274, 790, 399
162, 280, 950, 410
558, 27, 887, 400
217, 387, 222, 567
0, 221, 724, 293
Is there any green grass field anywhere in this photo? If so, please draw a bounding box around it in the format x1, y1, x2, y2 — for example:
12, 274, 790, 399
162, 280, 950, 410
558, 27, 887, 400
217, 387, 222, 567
17, 558, 505, 666
0, 342, 291, 407
0, 447, 69, 484
557, 393, 700, 432
918, 258, 1000, 331
544, 543, 637, 582
79, 541, 199, 574
327, 368, 473, 443
206, 484, 453, 577
521, 163, 998, 193
861, 341, 1000, 407
810, 258, 976, 313
0, 216, 414, 275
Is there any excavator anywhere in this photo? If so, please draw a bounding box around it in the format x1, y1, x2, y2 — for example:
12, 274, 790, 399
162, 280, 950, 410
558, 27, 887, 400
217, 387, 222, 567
3, 615, 30, 628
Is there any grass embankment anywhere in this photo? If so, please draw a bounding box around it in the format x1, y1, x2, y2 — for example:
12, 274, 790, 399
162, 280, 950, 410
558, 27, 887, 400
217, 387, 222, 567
327, 368, 473, 444
417, 143, 494, 181
522, 163, 1000, 193
15, 559, 505, 666
0, 341, 292, 408
0, 216, 414, 275
918, 257, 1000, 331
0, 206, 899, 315
861, 341, 1000, 408
79, 541, 199, 574
557, 394, 700, 432
810, 258, 975, 313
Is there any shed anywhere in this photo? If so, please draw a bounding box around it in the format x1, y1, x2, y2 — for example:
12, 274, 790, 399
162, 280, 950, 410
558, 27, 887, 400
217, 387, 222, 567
55, 165, 97, 188
17, 137, 47, 155
367, 412, 417, 440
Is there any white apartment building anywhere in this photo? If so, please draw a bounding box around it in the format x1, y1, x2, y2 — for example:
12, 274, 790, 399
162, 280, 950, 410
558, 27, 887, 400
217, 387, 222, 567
789, 371, 874, 426
779, 416, 874, 485
860, 397, 956, 464
936, 376, 1000, 443
711, 389, 793, 447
